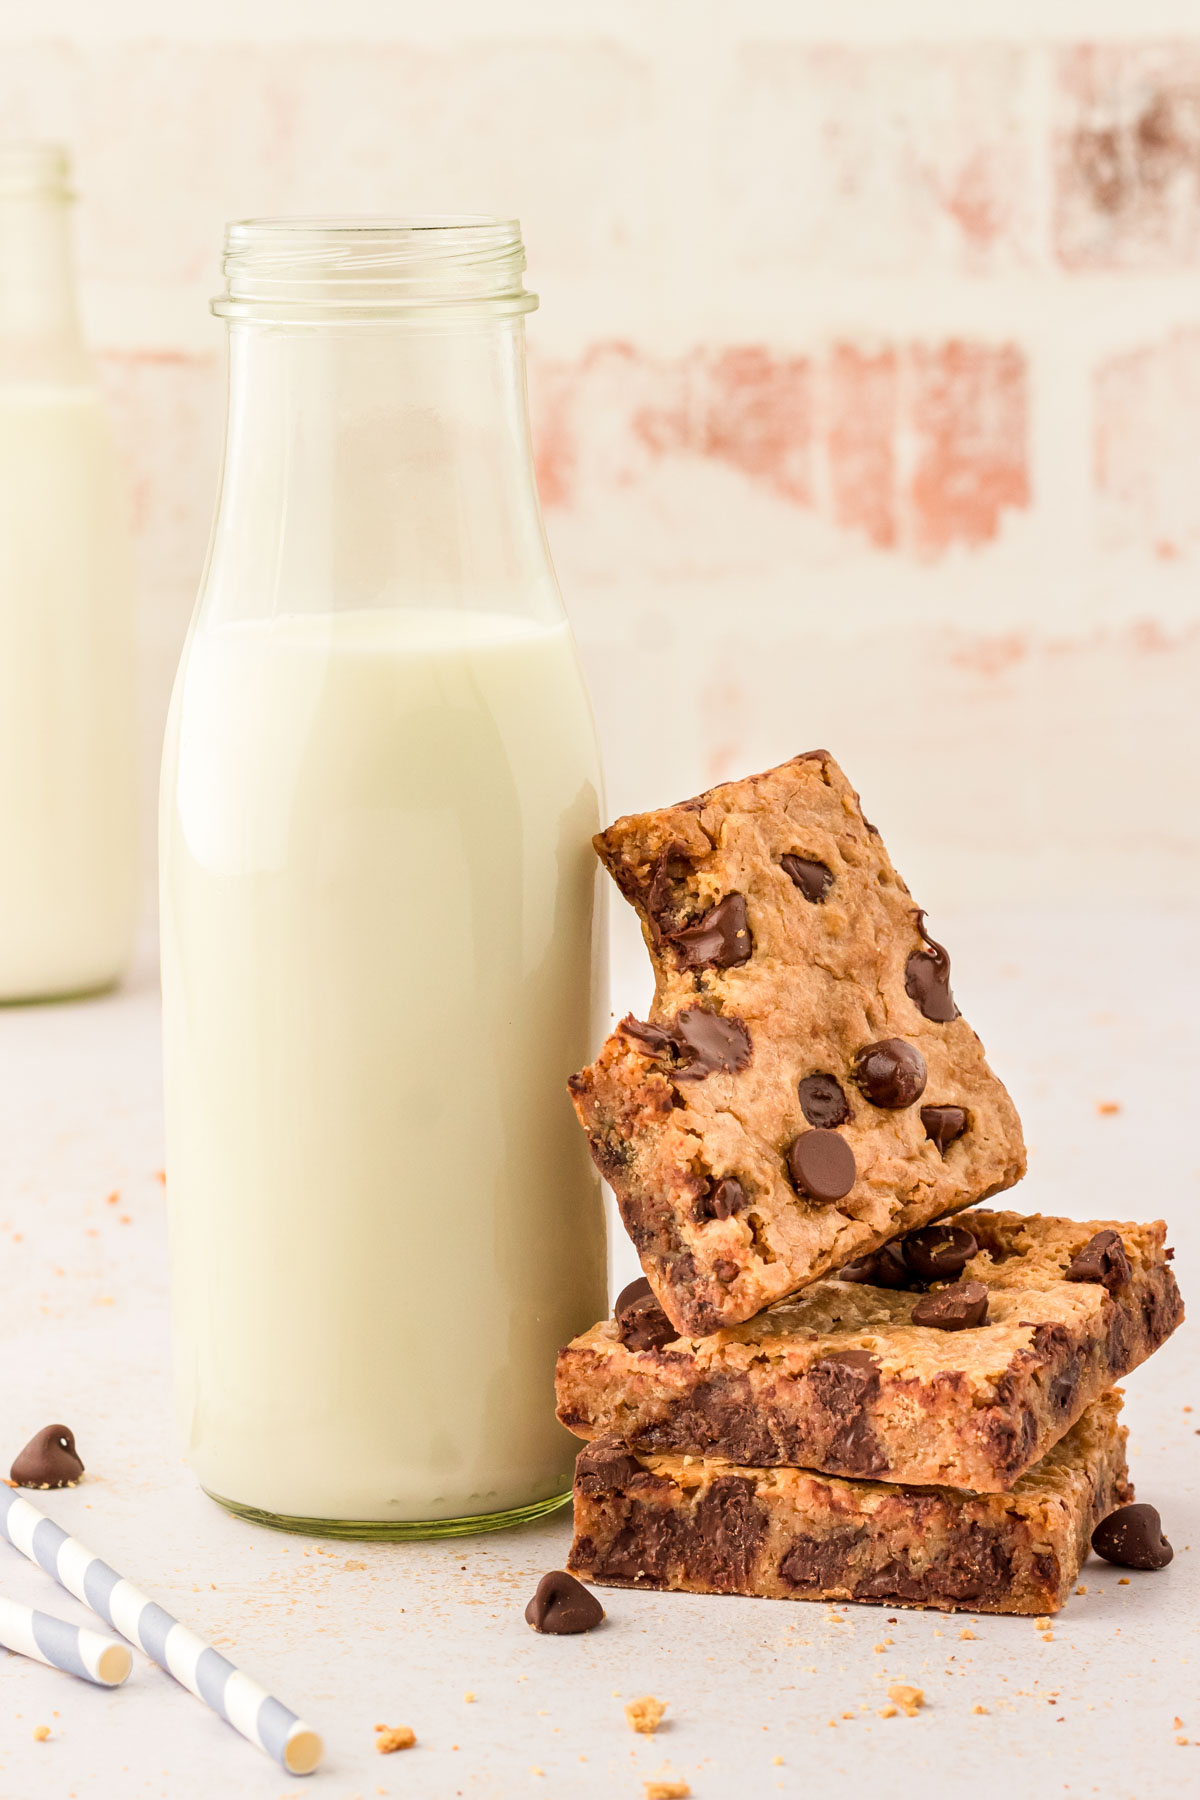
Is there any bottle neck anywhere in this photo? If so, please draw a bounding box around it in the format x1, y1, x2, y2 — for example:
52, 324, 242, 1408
203, 313, 561, 626
0, 187, 87, 383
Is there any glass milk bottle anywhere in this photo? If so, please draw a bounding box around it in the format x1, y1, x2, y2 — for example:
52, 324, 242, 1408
0, 146, 138, 1000
160, 218, 607, 1535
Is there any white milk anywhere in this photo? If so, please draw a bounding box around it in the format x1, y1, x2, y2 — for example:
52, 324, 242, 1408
0, 385, 138, 999
160, 606, 607, 1523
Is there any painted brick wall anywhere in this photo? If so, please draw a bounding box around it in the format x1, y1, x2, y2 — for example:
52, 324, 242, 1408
7, 4, 1200, 905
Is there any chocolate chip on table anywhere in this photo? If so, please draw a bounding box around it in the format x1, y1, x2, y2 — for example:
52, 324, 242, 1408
614, 1280, 678, 1353
1064, 1229, 1132, 1293
781, 854, 834, 904
697, 1176, 748, 1222
853, 1039, 928, 1109
666, 893, 752, 970
902, 1224, 978, 1283
797, 1073, 851, 1129
10, 1424, 84, 1489
911, 1280, 989, 1331
837, 1243, 911, 1288
787, 1129, 856, 1203
525, 1570, 605, 1634
921, 1105, 968, 1152
1091, 1503, 1173, 1571
905, 911, 959, 1023
671, 1009, 752, 1079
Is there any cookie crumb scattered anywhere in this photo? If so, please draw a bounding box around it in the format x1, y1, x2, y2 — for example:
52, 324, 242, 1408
344, 1559, 366, 1571
625, 1695, 666, 1735
644, 1780, 689, 1800
873, 1642, 887, 1653
1033, 1616, 1051, 1630
1119, 1577, 1130, 1585
375, 1725, 416, 1753
1174, 1717, 1184, 1729
887, 1685, 924, 1718
1076, 1584, 1087, 1595
33, 1725, 50, 1743
878, 1704, 898, 1719
1177, 1736, 1190, 1747
959, 1629, 976, 1640
772, 1754, 784, 1765
1097, 1101, 1121, 1116
972, 1704, 988, 1715
463, 1691, 476, 1703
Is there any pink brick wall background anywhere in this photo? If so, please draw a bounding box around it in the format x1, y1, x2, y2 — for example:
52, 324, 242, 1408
7, 9, 1200, 904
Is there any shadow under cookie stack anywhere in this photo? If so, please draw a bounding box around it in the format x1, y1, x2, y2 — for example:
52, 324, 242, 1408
556, 752, 1183, 1615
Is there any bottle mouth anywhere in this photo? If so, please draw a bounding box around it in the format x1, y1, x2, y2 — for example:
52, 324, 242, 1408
0, 144, 73, 201
214, 215, 537, 320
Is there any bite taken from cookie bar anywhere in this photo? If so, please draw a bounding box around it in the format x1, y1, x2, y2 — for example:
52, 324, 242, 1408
568, 751, 1026, 1334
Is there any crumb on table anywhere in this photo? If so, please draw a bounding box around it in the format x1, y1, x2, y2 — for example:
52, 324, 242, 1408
32, 1725, 50, 1743
887, 1685, 925, 1718
374, 1725, 416, 1753
626, 1695, 667, 1734
644, 1780, 690, 1800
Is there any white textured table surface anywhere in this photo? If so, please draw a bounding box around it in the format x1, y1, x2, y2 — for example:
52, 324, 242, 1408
0, 909, 1197, 1800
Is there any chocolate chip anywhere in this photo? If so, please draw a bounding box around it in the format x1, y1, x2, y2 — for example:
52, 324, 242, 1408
911, 1280, 989, 1331
921, 1105, 968, 1152
781, 854, 834, 904
787, 1129, 856, 1203
713, 1258, 740, 1283
615, 1284, 678, 1353
613, 1276, 653, 1317
645, 841, 693, 925
1091, 1503, 1173, 1571
797, 1073, 851, 1129
10, 1424, 84, 1489
902, 1224, 978, 1283
905, 911, 959, 1023
618, 1015, 676, 1057
837, 1243, 911, 1288
1064, 1229, 1132, 1293
666, 893, 752, 970
853, 1038, 928, 1109
697, 1176, 748, 1222
525, 1569, 605, 1634
672, 1008, 752, 1079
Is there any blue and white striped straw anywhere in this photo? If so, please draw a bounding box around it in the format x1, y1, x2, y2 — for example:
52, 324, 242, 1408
0, 1489, 322, 1774
0, 1593, 132, 1686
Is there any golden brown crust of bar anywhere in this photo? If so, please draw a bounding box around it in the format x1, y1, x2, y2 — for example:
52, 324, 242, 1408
569, 752, 1025, 1334
556, 1211, 1182, 1490
568, 1394, 1129, 1616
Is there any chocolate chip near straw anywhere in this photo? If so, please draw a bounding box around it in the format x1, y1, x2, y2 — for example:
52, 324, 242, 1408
1065, 1230, 1132, 1293
798, 1073, 852, 1129
666, 893, 752, 970
614, 1277, 653, 1318
1091, 1504, 1173, 1571
616, 1292, 678, 1353
787, 1129, 856, 1203
911, 1280, 989, 1331
853, 1039, 928, 1109
10, 1424, 84, 1489
697, 1176, 748, 1222
838, 1243, 911, 1288
672, 1009, 752, 1079
781, 854, 834, 903
902, 1225, 978, 1283
905, 912, 959, 1023
921, 1105, 968, 1152
525, 1571, 605, 1634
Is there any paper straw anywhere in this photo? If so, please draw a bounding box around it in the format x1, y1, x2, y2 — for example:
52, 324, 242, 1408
0, 1489, 322, 1774
0, 1592, 132, 1686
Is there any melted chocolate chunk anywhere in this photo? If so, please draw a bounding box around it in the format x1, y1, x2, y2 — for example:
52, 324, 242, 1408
905, 911, 959, 1023
902, 1224, 978, 1284
672, 1008, 752, 1079
787, 1129, 856, 1203
615, 1287, 678, 1353
797, 1073, 851, 1129
525, 1570, 605, 1634
613, 1276, 653, 1317
781, 854, 834, 904
837, 1243, 911, 1289
645, 841, 693, 927
853, 1038, 928, 1109
1091, 1503, 1173, 1571
1064, 1229, 1132, 1293
666, 893, 752, 970
804, 1351, 885, 1475
575, 1441, 651, 1498
10, 1424, 84, 1489
911, 1280, 989, 1331
617, 1015, 676, 1057
697, 1176, 748, 1223
921, 1104, 968, 1152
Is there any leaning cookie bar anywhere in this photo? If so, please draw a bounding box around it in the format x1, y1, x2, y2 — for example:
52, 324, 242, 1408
568, 1393, 1129, 1616
557, 1211, 1182, 1492
568, 751, 1026, 1334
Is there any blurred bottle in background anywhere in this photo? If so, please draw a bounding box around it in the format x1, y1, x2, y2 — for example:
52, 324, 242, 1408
0, 144, 138, 1001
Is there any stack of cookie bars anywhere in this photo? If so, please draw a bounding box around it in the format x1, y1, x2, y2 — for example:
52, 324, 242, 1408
558, 752, 1183, 1614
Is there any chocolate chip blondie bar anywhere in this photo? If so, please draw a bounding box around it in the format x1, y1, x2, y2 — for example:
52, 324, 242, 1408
556, 1211, 1182, 1491
568, 1392, 1129, 1616
568, 752, 1026, 1334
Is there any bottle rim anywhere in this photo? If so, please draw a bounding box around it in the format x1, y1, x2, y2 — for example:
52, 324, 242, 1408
214, 215, 537, 320
0, 144, 73, 201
